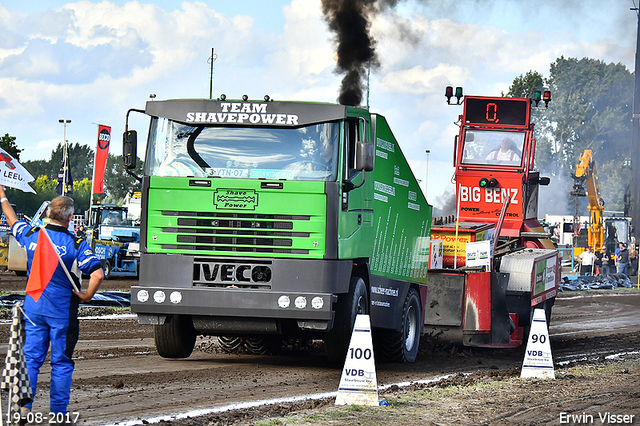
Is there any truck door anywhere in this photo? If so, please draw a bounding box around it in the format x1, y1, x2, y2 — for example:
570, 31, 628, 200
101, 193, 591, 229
338, 116, 374, 259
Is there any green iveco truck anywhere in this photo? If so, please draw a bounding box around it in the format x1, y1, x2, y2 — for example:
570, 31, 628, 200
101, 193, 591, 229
124, 97, 432, 363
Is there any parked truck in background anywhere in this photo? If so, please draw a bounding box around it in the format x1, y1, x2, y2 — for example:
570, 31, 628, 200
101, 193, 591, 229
85, 204, 140, 279
123, 97, 432, 363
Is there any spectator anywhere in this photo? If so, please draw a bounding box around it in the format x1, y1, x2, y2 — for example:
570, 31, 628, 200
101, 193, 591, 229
578, 247, 595, 276
75, 224, 86, 239
616, 242, 630, 275
596, 246, 613, 276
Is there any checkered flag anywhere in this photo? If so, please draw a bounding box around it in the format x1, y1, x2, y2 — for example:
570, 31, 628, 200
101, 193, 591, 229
1, 302, 32, 421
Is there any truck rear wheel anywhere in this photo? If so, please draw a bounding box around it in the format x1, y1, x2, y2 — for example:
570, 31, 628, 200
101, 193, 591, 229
375, 288, 421, 363
324, 276, 368, 364
154, 315, 197, 358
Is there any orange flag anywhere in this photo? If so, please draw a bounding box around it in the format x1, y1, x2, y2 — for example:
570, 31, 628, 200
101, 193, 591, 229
25, 231, 59, 302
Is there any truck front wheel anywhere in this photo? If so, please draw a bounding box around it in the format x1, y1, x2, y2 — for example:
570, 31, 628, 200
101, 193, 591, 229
154, 315, 197, 358
324, 276, 368, 364
100, 259, 111, 280
375, 287, 421, 363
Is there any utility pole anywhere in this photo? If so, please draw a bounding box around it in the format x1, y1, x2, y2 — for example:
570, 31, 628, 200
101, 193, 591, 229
628, 8, 640, 232
629, 6, 640, 276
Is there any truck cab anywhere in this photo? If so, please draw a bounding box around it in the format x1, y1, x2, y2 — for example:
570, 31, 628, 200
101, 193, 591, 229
123, 97, 432, 363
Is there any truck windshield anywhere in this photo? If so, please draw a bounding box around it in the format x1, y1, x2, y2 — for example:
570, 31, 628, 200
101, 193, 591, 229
461, 129, 526, 166
100, 209, 131, 226
605, 219, 629, 245
145, 117, 340, 181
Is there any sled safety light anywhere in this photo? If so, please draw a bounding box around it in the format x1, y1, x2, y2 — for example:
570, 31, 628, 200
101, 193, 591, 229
479, 177, 498, 188
445, 86, 463, 105
532, 89, 552, 108
533, 90, 541, 106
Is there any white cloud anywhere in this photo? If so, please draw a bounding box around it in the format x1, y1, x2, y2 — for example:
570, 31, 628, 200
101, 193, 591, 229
0, 0, 635, 208
379, 63, 468, 94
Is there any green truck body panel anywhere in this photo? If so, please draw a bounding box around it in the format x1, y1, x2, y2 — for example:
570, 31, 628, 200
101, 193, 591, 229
369, 115, 431, 284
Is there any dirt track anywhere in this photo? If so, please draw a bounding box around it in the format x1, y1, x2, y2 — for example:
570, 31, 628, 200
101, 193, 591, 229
0, 274, 639, 425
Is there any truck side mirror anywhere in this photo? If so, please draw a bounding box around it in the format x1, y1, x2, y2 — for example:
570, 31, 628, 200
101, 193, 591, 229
123, 130, 137, 169
355, 141, 374, 172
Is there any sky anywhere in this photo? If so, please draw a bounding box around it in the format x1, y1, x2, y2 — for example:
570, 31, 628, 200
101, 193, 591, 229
0, 0, 638, 210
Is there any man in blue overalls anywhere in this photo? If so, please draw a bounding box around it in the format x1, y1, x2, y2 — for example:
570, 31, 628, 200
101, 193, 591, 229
0, 187, 103, 423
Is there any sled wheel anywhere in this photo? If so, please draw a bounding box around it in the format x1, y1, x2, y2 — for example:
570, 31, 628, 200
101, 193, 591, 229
375, 287, 421, 363
154, 315, 197, 358
244, 337, 280, 355
218, 336, 246, 354
324, 276, 368, 364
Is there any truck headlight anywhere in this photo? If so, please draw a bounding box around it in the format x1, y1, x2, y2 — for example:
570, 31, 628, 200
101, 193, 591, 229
277, 295, 290, 308
169, 291, 182, 304
137, 290, 149, 303
295, 296, 307, 309
311, 296, 324, 310
153, 291, 166, 303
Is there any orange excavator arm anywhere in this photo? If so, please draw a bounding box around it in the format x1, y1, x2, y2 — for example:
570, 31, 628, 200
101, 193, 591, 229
571, 150, 604, 250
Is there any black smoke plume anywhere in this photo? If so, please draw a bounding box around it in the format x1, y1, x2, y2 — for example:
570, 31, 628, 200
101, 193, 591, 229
321, 0, 383, 106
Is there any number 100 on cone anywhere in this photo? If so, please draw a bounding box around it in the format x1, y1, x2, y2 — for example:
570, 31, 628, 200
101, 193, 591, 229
335, 315, 379, 406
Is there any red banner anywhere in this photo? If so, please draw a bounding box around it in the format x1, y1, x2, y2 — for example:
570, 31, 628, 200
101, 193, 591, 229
93, 125, 111, 194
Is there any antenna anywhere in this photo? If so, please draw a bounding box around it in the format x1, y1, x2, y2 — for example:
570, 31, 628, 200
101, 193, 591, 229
208, 48, 219, 100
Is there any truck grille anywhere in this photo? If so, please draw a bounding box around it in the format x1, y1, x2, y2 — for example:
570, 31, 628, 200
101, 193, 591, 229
157, 211, 311, 254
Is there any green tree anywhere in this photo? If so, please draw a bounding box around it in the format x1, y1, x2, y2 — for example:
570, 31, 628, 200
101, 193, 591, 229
42, 143, 94, 181
0, 133, 23, 160
22, 159, 49, 181
505, 71, 544, 98
72, 178, 93, 213
100, 154, 144, 204
509, 57, 633, 212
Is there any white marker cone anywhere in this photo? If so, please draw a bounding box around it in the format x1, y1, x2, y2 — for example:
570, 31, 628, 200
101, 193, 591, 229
335, 314, 379, 406
521, 308, 555, 379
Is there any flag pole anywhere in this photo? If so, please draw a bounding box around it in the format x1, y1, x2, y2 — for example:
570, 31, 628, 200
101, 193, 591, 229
40, 226, 80, 293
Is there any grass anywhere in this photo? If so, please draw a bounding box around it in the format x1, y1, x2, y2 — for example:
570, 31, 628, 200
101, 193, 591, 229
248, 359, 640, 426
